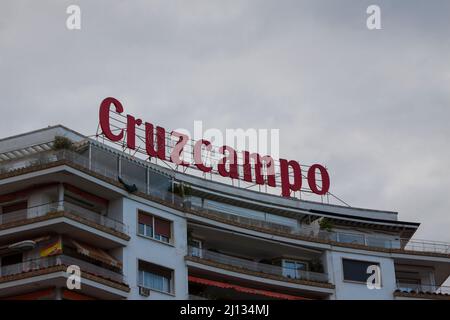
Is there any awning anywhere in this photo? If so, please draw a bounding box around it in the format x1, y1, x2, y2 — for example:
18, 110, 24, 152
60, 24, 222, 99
188, 276, 309, 300
70, 240, 122, 269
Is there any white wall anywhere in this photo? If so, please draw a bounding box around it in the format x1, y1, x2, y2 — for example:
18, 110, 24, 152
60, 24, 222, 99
121, 198, 188, 300
327, 250, 397, 300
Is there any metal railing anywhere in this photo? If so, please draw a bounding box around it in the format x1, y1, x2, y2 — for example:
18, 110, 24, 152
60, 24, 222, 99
188, 204, 450, 254
1, 148, 450, 256
0, 255, 125, 284
187, 246, 329, 283
0, 201, 128, 235
396, 281, 450, 295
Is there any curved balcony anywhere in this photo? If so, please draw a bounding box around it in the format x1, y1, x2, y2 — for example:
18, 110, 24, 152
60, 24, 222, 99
1, 148, 449, 257
395, 281, 450, 300
0, 254, 129, 298
0, 201, 129, 245
186, 246, 331, 286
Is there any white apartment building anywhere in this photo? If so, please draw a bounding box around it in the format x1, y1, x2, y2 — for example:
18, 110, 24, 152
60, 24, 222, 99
0, 125, 449, 300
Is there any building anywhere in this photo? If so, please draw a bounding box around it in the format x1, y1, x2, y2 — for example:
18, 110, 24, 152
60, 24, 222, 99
0, 125, 449, 300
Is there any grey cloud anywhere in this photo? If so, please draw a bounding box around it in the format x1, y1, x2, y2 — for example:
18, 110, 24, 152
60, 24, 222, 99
0, 0, 449, 241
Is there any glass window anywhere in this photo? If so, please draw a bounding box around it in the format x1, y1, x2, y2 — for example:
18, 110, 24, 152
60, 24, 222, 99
338, 233, 365, 245
138, 260, 173, 294
342, 259, 380, 283
138, 211, 171, 243
190, 239, 203, 258
282, 260, 307, 279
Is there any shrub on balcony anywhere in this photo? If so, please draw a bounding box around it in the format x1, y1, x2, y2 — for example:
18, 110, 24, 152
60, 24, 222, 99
52, 136, 75, 151
319, 218, 334, 232
172, 183, 192, 198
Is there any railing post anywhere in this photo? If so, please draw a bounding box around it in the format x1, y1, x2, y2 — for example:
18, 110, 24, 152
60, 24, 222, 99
57, 183, 64, 211
88, 143, 92, 170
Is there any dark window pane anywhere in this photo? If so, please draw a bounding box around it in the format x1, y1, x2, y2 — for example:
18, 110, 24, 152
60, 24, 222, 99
342, 259, 379, 283
1, 253, 23, 266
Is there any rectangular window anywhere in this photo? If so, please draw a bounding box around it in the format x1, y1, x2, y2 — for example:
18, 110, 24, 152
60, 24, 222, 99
189, 239, 203, 258
0, 253, 23, 267
138, 260, 173, 294
282, 259, 308, 279
138, 211, 172, 243
342, 259, 380, 283
1, 201, 27, 214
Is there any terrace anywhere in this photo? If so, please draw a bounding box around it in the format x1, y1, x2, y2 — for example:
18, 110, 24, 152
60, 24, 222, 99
1, 146, 449, 257
186, 246, 330, 285
0, 200, 129, 243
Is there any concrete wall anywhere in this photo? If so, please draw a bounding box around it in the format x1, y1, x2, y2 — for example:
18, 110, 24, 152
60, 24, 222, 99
121, 198, 188, 300
327, 250, 396, 300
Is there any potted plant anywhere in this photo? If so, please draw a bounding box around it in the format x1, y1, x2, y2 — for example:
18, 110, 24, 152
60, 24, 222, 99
52, 136, 74, 151
319, 218, 334, 232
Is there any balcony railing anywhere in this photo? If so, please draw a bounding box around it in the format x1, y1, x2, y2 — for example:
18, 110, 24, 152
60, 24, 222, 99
187, 246, 329, 284
396, 281, 450, 295
0, 201, 128, 235
188, 204, 450, 255
0, 254, 125, 284
1, 148, 450, 256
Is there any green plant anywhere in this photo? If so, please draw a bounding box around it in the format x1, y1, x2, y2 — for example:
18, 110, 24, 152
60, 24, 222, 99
52, 136, 74, 151
310, 259, 324, 273
172, 182, 192, 198
319, 218, 334, 232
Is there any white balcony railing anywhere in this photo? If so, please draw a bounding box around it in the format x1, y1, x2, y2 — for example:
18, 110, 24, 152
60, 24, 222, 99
187, 246, 330, 284
0, 201, 128, 235
0, 255, 125, 284
396, 281, 450, 295
1, 148, 450, 256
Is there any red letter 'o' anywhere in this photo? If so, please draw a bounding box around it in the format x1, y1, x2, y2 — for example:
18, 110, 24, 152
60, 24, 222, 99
307, 164, 330, 195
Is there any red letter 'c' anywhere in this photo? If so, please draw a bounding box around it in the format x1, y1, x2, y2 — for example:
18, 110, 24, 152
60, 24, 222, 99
99, 97, 124, 142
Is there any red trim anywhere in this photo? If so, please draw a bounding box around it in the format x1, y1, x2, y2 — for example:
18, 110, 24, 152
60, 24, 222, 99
2, 288, 55, 300
62, 290, 95, 300
188, 276, 309, 300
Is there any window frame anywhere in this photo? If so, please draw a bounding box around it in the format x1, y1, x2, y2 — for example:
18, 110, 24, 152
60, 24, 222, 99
341, 257, 382, 286
137, 259, 175, 295
190, 239, 203, 258
281, 259, 309, 279
137, 210, 173, 245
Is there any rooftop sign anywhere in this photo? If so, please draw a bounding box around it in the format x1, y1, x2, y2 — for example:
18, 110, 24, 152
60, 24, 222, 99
98, 97, 330, 198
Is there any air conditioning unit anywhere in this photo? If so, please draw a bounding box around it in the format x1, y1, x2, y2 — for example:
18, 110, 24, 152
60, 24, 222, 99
139, 286, 150, 297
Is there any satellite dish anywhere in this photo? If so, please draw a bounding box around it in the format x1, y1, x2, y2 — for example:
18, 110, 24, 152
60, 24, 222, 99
8, 240, 36, 251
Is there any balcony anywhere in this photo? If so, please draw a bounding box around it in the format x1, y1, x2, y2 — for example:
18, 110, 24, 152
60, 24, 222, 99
395, 281, 450, 299
0, 201, 129, 245
0, 254, 129, 298
1, 148, 449, 257
186, 246, 331, 286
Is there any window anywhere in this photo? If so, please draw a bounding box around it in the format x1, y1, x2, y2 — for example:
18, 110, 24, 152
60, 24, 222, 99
1, 201, 28, 223
138, 260, 173, 294
138, 211, 172, 243
1, 253, 23, 267
189, 239, 203, 258
342, 259, 380, 283
1, 201, 27, 214
282, 259, 307, 279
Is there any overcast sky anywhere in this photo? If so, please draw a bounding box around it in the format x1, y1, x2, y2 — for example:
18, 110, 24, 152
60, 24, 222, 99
1, 1, 449, 242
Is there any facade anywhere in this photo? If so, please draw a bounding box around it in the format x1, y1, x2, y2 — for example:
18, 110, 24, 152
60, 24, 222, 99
0, 125, 449, 300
